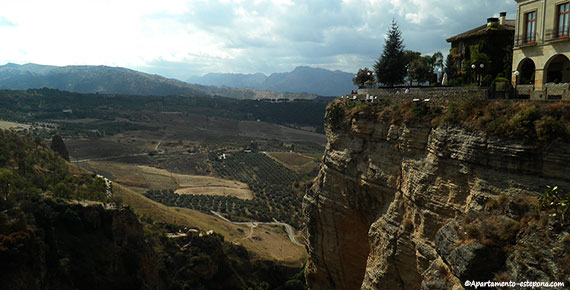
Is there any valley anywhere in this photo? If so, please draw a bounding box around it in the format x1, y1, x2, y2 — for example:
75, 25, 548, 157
0, 88, 327, 268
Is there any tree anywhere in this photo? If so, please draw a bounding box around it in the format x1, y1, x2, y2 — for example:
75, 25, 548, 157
404, 50, 421, 65
427, 52, 444, 73
408, 56, 432, 84
405, 51, 439, 85
444, 53, 457, 81
404, 50, 422, 85
52, 182, 73, 199
374, 20, 407, 87
0, 168, 16, 201
352, 68, 375, 88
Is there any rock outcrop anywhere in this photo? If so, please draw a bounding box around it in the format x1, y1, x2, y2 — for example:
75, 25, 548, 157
303, 102, 570, 289
0, 200, 160, 290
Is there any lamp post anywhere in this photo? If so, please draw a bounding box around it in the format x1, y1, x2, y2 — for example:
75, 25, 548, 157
471, 63, 485, 86
513, 70, 520, 99
471, 64, 477, 85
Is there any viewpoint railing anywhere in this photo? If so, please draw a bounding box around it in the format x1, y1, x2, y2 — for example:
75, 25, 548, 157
352, 87, 488, 105
347, 85, 570, 105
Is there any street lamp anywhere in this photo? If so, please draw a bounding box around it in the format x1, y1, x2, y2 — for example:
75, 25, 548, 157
479, 63, 485, 86
471, 64, 477, 85
513, 70, 520, 99
471, 63, 485, 86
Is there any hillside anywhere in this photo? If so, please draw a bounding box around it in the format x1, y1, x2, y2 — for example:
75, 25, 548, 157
0, 88, 329, 135
0, 63, 317, 100
304, 97, 570, 289
0, 130, 307, 290
189, 66, 357, 97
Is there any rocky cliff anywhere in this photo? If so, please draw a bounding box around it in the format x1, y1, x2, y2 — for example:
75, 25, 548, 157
303, 100, 570, 289
0, 200, 160, 290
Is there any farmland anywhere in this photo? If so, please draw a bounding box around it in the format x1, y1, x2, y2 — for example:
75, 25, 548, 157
113, 183, 306, 265
83, 161, 254, 199
0, 120, 30, 130
145, 152, 305, 228
266, 152, 321, 178
0, 88, 329, 265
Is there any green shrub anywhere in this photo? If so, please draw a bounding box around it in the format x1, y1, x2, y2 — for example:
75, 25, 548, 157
411, 102, 429, 118
535, 115, 563, 143
539, 186, 569, 223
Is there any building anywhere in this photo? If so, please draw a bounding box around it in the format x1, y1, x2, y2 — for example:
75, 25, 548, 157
446, 13, 515, 86
512, 0, 570, 100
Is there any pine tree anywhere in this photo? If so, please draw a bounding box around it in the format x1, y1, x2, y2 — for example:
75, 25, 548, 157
374, 20, 407, 87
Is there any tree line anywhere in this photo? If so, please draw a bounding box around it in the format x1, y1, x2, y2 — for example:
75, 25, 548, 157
353, 21, 444, 88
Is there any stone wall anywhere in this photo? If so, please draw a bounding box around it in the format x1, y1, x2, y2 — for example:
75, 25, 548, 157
354, 86, 570, 104
354, 87, 488, 106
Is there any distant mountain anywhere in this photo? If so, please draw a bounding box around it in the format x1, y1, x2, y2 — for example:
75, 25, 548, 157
189, 72, 267, 89
188, 66, 357, 96
0, 63, 317, 100
0, 63, 205, 96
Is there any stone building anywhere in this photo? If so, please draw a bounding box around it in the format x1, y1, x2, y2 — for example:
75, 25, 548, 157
512, 0, 570, 100
446, 13, 515, 85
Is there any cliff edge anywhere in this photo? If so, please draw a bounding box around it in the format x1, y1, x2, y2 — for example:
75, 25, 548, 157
303, 99, 570, 289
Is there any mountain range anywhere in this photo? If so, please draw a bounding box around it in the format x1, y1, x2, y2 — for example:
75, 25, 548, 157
0, 63, 208, 96
0, 63, 354, 99
188, 66, 356, 97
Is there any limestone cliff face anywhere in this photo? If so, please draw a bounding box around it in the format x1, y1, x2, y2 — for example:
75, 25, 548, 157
303, 103, 570, 290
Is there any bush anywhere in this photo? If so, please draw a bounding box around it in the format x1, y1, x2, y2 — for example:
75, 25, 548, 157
411, 102, 429, 118
539, 186, 569, 223
535, 115, 563, 143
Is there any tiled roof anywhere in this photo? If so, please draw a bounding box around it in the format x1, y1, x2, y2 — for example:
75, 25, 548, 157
446, 20, 515, 42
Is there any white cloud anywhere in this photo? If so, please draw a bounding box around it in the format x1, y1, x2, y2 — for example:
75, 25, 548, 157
0, 0, 516, 80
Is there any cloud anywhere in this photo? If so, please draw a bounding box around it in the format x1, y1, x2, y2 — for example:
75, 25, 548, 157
0, 0, 517, 80
0, 16, 15, 27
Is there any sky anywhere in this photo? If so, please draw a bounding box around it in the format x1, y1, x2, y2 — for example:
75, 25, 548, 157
0, 0, 516, 81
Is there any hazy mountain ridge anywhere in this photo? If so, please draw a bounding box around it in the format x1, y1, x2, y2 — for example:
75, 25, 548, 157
189, 66, 356, 96
0, 63, 204, 96
0, 63, 317, 99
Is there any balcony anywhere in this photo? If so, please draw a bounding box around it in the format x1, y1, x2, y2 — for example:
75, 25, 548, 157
516, 84, 534, 96
544, 83, 570, 100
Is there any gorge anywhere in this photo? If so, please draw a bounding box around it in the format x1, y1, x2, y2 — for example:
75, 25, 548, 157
303, 98, 570, 289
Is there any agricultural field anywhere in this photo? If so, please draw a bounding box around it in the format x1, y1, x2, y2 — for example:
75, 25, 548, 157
238, 121, 326, 153
145, 152, 305, 228
2, 89, 331, 263
67, 139, 144, 161
0, 120, 30, 130
85, 161, 254, 199
173, 174, 253, 200
266, 152, 320, 177
113, 183, 306, 265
